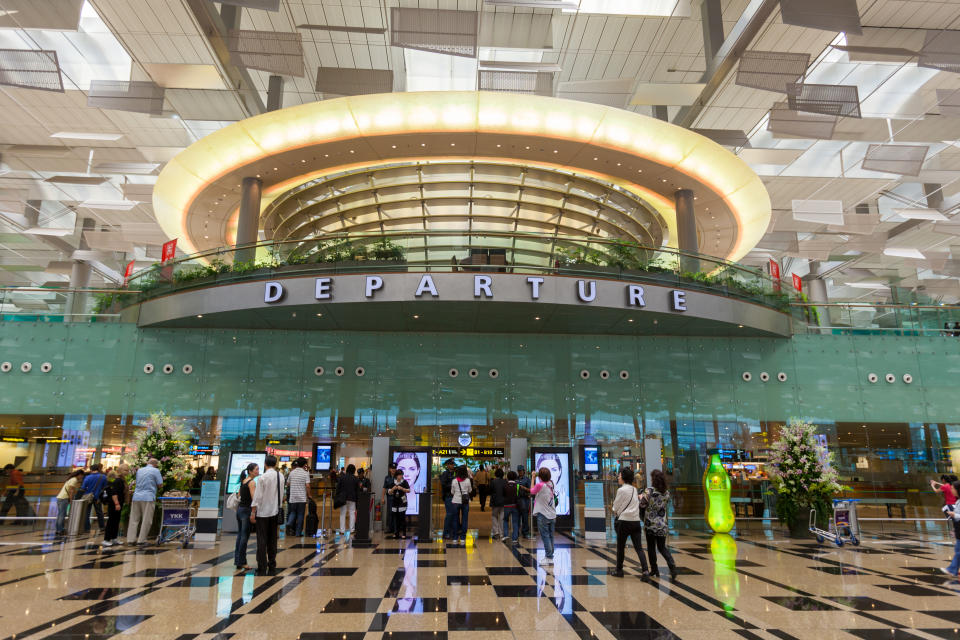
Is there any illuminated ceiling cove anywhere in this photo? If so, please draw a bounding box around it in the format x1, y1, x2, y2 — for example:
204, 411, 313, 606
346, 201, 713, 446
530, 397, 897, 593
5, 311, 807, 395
152, 91, 771, 262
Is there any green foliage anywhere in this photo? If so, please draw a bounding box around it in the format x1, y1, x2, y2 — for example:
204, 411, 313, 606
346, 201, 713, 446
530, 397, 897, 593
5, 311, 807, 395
91, 292, 121, 314
769, 419, 846, 529
370, 237, 405, 261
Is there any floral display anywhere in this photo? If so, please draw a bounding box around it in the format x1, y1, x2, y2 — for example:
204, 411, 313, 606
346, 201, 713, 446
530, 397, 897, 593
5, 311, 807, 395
768, 419, 845, 533
123, 412, 195, 495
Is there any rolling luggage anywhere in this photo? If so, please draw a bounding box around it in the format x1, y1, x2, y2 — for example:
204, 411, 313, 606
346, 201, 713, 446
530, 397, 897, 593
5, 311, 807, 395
304, 500, 319, 537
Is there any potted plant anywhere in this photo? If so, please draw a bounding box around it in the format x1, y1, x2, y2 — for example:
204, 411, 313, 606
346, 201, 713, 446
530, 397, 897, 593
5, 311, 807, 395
768, 419, 845, 537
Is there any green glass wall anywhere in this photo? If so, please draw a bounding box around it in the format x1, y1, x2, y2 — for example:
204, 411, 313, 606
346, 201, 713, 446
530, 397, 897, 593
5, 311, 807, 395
1, 321, 959, 519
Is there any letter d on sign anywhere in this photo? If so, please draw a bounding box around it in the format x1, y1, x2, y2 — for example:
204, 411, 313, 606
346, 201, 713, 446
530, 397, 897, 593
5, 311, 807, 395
264, 281, 284, 303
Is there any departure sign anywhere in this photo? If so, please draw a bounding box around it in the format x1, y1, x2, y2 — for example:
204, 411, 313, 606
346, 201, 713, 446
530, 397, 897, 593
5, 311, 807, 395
431, 447, 505, 457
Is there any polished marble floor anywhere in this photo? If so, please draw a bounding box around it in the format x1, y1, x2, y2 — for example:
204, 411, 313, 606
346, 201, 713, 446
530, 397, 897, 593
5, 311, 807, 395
2, 523, 960, 640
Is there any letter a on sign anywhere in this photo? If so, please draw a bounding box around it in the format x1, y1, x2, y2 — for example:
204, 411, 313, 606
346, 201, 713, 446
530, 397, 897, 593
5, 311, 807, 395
415, 275, 439, 297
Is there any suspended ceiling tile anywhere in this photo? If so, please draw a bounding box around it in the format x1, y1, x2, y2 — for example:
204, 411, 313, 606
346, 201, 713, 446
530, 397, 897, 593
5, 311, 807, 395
390, 8, 479, 59
82, 230, 134, 252
792, 199, 844, 225
629, 83, 705, 106
478, 70, 553, 96
0, 49, 63, 93
838, 27, 925, 62
779, 0, 862, 35
218, 0, 279, 10
937, 88, 960, 117
786, 83, 862, 119
768, 101, 837, 139
690, 129, 750, 147
919, 30, 960, 74
479, 12, 553, 50
556, 78, 633, 107
826, 212, 881, 235
87, 80, 165, 116
861, 144, 929, 176
315, 68, 394, 96
0, 0, 83, 30
894, 207, 949, 221
738, 148, 805, 165
228, 30, 305, 77
735, 50, 810, 94
142, 64, 228, 90
121, 183, 155, 203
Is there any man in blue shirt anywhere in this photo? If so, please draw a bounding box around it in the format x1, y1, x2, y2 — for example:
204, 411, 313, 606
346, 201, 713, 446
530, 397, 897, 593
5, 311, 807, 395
127, 459, 163, 545
80, 463, 108, 532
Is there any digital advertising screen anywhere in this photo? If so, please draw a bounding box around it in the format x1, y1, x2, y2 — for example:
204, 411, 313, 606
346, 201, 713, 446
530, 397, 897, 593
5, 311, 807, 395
583, 446, 599, 473
392, 450, 428, 516
314, 444, 332, 471
532, 449, 571, 518
225, 451, 267, 496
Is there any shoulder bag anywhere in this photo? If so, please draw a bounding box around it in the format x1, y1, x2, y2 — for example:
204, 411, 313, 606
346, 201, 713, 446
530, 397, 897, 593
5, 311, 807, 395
333, 477, 346, 509
275, 471, 285, 524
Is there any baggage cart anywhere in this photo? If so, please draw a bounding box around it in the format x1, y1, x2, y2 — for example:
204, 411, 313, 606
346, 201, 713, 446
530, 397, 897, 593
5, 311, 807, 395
156, 496, 195, 547
810, 498, 861, 547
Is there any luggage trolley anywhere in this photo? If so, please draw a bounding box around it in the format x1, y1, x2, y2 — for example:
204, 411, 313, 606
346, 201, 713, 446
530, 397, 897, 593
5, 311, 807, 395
157, 496, 196, 547
810, 498, 861, 547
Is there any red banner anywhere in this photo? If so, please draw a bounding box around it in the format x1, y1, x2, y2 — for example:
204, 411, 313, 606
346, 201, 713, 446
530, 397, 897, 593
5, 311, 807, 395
161, 238, 177, 263
122, 260, 136, 287
769, 259, 781, 291
793, 273, 803, 292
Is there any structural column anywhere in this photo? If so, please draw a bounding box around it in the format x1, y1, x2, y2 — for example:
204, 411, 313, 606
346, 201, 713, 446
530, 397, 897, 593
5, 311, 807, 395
235, 176, 262, 264
267, 75, 284, 112
674, 188, 699, 271
65, 260, 91, 321
804, 260, 829, 329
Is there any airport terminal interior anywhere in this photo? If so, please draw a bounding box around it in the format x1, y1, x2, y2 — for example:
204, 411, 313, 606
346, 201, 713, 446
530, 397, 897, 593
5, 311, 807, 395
5, 0, 960, 638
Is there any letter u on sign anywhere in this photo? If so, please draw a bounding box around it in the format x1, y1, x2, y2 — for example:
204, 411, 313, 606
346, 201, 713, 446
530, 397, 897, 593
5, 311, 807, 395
577, 280, 596, 302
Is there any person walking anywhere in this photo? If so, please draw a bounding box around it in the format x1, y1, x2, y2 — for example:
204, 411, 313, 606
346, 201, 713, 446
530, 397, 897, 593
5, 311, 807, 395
450, 465, 473, 543
235, 462, 258, 570
285, 457, 310, 536
127, 459, 163, 545
517, 467, 532, 539
382, 462, 397, 534
933, 475, 958, 512
489, 468, 505, 540
388, 468, 411, 539
529, 467, 557, 565
502, 471, 521, 544
251, 455, 284, 574
102, 465, 128, 547
611, 466, 649, 577
336, 464, 360, 534
80, 463, 108, 533
440, 459, 457, 540
475, 464, 490, 512
640, 469, 678, 579
54, 469, 84, 536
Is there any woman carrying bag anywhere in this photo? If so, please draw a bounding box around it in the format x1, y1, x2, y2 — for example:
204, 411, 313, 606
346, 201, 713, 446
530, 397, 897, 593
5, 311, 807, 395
449, 465, 474, 543
388, 469, 411, 539
640, 469, 678, 579
611, 466, 649, 577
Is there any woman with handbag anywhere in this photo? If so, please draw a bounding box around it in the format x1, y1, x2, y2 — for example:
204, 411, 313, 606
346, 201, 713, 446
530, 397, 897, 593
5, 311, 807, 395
232, 463, 258, 570
449, 466, 473, 543
389, 469, 411, 539
640, 469, 678, 579
529, 467, 558, 565
611, 466, 649, 577
101, 465, 128, 547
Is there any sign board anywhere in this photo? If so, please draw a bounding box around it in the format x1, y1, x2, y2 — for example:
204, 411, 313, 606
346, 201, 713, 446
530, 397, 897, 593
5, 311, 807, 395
161, 507, 190, 527
584, 482, 605, 510
224, 451, 266, 496
161, 238, 177, 263
199, 481, 220, 510
792, 273, 802, 292
431, 447, 505, 458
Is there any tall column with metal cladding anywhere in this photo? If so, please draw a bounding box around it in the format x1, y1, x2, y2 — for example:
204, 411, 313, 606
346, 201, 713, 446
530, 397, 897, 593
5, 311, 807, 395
675, 188, 699, 272
235, 176, 262, 264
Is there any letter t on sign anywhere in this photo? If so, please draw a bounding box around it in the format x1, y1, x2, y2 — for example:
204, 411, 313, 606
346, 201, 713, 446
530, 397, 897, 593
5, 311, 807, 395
671, 290, 687, 312
527, 277, 544, 300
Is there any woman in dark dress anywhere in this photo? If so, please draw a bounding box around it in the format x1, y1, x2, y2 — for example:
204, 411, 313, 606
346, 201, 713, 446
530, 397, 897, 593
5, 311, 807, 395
101, 464, 128, 547
235, 463, 259, 570
389, 469, 411, 539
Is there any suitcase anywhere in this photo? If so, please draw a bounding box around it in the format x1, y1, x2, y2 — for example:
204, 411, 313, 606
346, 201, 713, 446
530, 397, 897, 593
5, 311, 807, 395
304, 500, 319, 537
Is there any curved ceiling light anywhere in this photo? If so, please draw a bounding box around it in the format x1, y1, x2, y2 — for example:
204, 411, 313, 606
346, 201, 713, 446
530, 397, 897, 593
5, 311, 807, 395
153, 91, 771, 262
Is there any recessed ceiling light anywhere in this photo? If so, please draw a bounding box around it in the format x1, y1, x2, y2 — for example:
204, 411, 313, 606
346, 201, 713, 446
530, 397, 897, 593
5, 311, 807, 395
534, 316, 541, 320
553, 150, 558, 153
628, 318, 634, 322
420, 143, 425, 147
50, 131, 123, 141
450, 143, 455, 146
391, 145, 397, 149
197, 315, 203, 318
349, 150, 354, 154
316, 313, 322, 317
301, 159, 306, 163
496, 144, 501, 148
412, 314, 419, 319
525, 146, 530, 150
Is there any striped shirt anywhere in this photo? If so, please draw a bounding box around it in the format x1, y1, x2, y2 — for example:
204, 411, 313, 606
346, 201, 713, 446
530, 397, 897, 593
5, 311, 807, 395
288, 467, 310, 503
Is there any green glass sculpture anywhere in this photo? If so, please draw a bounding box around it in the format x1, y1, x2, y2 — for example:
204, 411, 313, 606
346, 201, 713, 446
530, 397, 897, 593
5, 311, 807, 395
703, 450, 735, 533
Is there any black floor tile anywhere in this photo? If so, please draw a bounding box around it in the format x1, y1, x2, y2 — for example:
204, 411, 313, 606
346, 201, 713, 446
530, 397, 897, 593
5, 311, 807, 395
733, 560, 765, 567
591, 611, 666, 630
367, 613, 390, 632
876, 584, 950, 597
809, 565, 865, 576
567, 575, 604, 585
906, 575, 958, 585
486, 566, 529, 575
380, 634, 449, 640
311, 568, 358, 576
59, 588, 131, 600
167, 577, 228, 587
42, 615, 150, 639
917, 630, 960, 639
493, 585, 546, 597
350, 542, 377, 548
390, 597, 447, 613
589, 632, 679, 640
74, 561, 125, 569
415, 560, 446, 567
447, 612, 510, 631
763, 596, 840, 611
824, 596, 906, 611
125, 568, 182, 578
447, 575, 492, 586
373, 548, 444, 555
924, 611, 960, 624
844, 630, 925, 640
300, 634, 366, 640
320, 598, 382, 613
904, 566, 954, 575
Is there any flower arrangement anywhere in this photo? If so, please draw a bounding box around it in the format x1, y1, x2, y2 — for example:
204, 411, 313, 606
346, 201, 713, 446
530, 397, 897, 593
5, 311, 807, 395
123, 412, 196, 495
769, 419, 845, 532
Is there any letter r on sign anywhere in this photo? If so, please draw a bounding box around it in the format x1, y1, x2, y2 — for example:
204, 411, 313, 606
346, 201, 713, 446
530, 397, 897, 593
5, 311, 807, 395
628, 285, 645, 307
365, 276, 383, 298
474, 275, 493, 298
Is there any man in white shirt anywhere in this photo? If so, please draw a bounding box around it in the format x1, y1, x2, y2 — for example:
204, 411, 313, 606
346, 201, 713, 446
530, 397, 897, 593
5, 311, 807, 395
250, 454, 285, 573
285, 457, 311, 536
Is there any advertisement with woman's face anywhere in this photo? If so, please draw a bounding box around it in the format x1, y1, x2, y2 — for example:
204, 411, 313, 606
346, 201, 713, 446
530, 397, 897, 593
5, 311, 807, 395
535, 452, 570, 516
393, 451, 426, 515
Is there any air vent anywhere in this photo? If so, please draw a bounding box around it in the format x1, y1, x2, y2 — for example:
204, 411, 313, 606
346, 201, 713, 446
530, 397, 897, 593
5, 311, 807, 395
0, 49, 63, 92
768, 101, 837, 139
779, 0, 862, 35
228, 29, 304, 77
861, 144, 929, 176
390, 8, 479, 58
315, 68, 393, 96
736, 51, 810, 94
786, 83, 861, 119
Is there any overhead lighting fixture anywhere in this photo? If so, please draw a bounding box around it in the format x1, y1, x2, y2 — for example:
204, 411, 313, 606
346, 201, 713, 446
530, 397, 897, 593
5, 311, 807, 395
893, 208, 948, 221
80, 200, 138, 211
50, 131, 123, 141
561, 0, 691, 17
883, 247, 926, 259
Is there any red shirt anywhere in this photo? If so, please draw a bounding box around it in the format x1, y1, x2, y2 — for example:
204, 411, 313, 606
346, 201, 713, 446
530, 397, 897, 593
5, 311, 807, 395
6, 469, 23, 488
940, 483, 957, 506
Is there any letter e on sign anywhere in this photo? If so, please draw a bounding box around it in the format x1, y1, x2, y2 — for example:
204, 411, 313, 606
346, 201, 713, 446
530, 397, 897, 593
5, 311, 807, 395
671, 290, 687, 312
315, 277, 332, 300
264, 281, 284, 303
